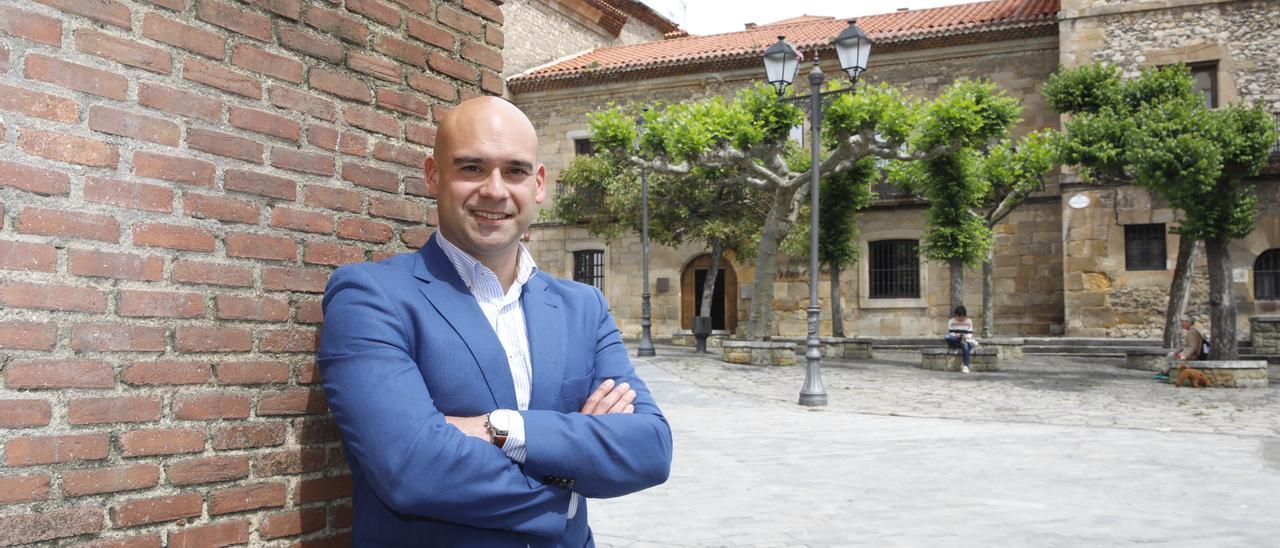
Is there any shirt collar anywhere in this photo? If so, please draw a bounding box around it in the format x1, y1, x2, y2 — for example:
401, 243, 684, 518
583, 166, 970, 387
435, 232, 537, 291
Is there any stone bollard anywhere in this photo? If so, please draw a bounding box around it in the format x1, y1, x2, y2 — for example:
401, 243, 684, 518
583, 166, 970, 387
670, 329, 730, 348
721, 339, 797, 366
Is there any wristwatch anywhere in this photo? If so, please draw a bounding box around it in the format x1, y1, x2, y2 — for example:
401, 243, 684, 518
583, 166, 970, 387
484, 411, 509, 449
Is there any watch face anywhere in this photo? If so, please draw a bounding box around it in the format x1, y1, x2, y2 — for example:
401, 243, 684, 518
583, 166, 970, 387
490, 411, 509, 433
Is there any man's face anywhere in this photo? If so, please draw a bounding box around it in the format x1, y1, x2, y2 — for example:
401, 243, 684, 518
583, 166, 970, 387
425, 100, 546, 264
1181, 320, 1192, 330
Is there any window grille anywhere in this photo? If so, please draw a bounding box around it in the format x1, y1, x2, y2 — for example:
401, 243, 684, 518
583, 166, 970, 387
1255, 249, 1280, 300
573, 250, 604, 290
868, 240, 919, 298
1124, 224, 1167, 271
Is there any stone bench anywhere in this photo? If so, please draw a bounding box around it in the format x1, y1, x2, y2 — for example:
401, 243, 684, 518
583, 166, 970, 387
721, 339, 796, 366
819, 337, 873, 360
981, 337, 1024, 363
1250, 316, 1280, 354
1178, 361, 1269, 388
1124, 348, 1169, 371
670, 329, 730, 348
919, 347, 999, 372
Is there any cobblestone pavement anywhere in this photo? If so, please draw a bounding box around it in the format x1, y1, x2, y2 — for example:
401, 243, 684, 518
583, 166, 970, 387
588, 344, 1280, 547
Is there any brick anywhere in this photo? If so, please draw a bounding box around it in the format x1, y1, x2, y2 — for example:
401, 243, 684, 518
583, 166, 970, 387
76, 28, 171, 73
166, 455, 250, 485
25, 54, 128, 100
376, 34, 426, 67
173, 393, 251, 420
296, 475, 352, 503
310, 68, 372, 103
270, 207, 334, 234
216, 295, 290, 321
405, 176, 428, 196
63, 464, 159, 497
402, 226, 432, 248
340, 131, 369, 156
370, 196, 426, 222
230, 107, 301, 142
264, 266, 330, 293
307, 125, 340, 150
173, 260, 253, 286
138, 83, 222, 122
211, 422, 287, 450
343, 162, 398, 192
37, 0, 132, 29
306, 6, 368, 44
134, 151, 216, 185
259, 388, 327, 415
19, 129, 119, 168
78, 532, 163, 548
225, 231, 297, 261
485, 24, 503, 48
184, 193, 260, 225
429, 52, 479, 83
225, 169, 297, 200
254, 448, 326, 476
120, 289, 205, 318
17, 206, 118, 242
247, 0, 301, 20
373, 140, 428, 167
297, 363, 321, 385
71, 323, 167, 352
377, 89, 430, 118
458, 88, 483, 102
142, 12, 226, 59
462, 40, 502, 72
6, 359, 112, 388
0, 281, 106, 313
389, 0, 431, 16
216, 360, 290, 384
261, 328, 318, 352
347, 0, 401, 27
335, 502, 354, 528
406, 123, 437, 147
338, 218, 394, 243
0, 83, 78, 123
122, 360, 213, 385
176, 326, 253, 352
85, 178, 174, 213
269, 85, 337, 121
278, 27, 344, 64
210, 482, 286, 514
296, 299, 324, 323
408, 72, 456, 101
188, 129, 264, 163
346, 107, 399, 137
304, 185, 363, 212
68, 248, 164, 281
461, 0, 503, 23
481, 69, 503, 95
169, 520, 250, 548
68, 397, 162, 425
0, 5, 62, 46
232, 44, 303, 83
86, 106, 181, 147
132, 222, 216, 251
0, 474, 50, 503
348, 51, 400, 82
118, 427, 205, 456
0, 507, 103, 546
262, 507, 326, 539
112, 494, 203, 527
437, 4, 484, 35
4, 434, 109, 466
407, 17, 454, 50
185, 58, 263, 99
197, 0, 272, 41
303, 242, 365, 266
0, 400, 53, 428
143, 0, 185, 9
271, 146, 336, 175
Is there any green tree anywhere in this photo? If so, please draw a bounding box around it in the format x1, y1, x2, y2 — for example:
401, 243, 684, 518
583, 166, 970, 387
1045, 63, 1277, 358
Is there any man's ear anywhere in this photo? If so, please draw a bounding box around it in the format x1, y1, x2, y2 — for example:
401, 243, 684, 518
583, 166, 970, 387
534, 163, 547, 204
424, 156, 439, 198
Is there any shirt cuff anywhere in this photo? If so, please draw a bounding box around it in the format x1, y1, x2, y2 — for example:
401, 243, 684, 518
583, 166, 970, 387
492, 409, 526, 463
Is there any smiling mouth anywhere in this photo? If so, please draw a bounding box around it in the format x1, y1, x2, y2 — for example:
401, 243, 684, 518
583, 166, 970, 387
472, 210, 510, 221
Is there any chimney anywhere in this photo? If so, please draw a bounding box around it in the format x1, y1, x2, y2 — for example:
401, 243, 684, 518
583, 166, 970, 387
897, 7, 908, 11
744, 22, 757, 29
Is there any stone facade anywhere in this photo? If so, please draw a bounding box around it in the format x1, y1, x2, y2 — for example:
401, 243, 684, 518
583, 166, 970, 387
500, 0, 669, 79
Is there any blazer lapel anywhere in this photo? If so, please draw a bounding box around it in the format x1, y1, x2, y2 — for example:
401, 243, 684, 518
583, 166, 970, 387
414, 236, 517, 410
523, 272, 567, 410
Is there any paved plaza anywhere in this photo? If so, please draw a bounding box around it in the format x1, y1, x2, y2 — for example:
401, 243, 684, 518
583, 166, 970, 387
590, 345, 1280, 547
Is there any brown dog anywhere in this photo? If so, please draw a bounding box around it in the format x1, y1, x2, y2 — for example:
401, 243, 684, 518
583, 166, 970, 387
1174, 364, 1212, 388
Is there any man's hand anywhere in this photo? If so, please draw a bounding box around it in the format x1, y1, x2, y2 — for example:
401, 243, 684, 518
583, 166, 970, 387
445, 415, 490, 441
580, 379, 635, 415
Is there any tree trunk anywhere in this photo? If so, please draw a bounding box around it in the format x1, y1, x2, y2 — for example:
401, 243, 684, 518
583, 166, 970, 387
699, 239, 723, 326
981, 251, 994, 338
747, 184, 799, 340
1203, 235, 1237, 360
1162, 236, 1200, 348
830, 261, 844, 338
949, 257, 965, 315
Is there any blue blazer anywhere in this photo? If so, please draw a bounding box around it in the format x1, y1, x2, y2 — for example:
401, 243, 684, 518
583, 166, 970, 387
317, 235, 673, 547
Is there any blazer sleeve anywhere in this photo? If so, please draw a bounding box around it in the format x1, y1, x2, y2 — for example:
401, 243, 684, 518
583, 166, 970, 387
519, 288, 674, 499
317, 265, 571, 538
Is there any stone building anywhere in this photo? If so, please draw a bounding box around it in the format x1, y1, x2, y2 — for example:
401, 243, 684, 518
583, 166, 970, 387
499, 0, 679, 79
506, 0, 1280, 340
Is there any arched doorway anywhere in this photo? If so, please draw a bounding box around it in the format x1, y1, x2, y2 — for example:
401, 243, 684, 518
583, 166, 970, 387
680, 254, 738, 334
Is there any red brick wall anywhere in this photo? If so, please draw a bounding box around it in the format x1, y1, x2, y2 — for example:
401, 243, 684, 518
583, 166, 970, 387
0, 0, 503, 545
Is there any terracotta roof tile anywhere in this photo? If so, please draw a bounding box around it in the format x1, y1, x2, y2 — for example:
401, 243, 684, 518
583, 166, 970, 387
509, 0, 1059, 93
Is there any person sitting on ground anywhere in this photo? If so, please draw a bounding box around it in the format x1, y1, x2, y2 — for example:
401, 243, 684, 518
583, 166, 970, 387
1156, 315, 1205, 381
944, 306, 977, 374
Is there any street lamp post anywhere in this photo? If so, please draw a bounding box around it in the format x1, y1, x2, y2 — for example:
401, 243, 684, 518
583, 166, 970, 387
636, 111, 656, 357
762, 20, 871, 407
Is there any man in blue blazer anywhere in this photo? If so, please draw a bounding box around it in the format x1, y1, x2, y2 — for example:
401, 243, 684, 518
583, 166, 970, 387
317, 96, 673, 546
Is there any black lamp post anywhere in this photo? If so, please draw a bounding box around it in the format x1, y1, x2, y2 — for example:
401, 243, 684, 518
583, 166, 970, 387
762, 20, 872, 407
636, 110, 656, 357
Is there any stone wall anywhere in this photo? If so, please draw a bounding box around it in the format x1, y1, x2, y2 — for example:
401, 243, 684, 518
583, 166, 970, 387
0, 1, 502, 545
499, 0, 667, 79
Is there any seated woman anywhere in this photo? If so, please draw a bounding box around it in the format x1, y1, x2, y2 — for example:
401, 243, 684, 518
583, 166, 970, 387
944, 306, 976, 373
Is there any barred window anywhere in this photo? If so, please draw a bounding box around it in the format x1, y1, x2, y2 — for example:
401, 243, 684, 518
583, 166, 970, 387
869, 240, 920, 299
1255, 249, 1280, 300
573, 250, 604, 290
1189, 62, 1218, 109
574, 138, 595, 156
1125, 224, 1167, 271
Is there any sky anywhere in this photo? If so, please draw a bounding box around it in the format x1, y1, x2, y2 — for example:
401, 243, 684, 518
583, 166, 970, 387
638, 0, 974, 35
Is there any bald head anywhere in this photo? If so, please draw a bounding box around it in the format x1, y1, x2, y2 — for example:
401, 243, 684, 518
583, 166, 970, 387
434, 96, 539, 161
